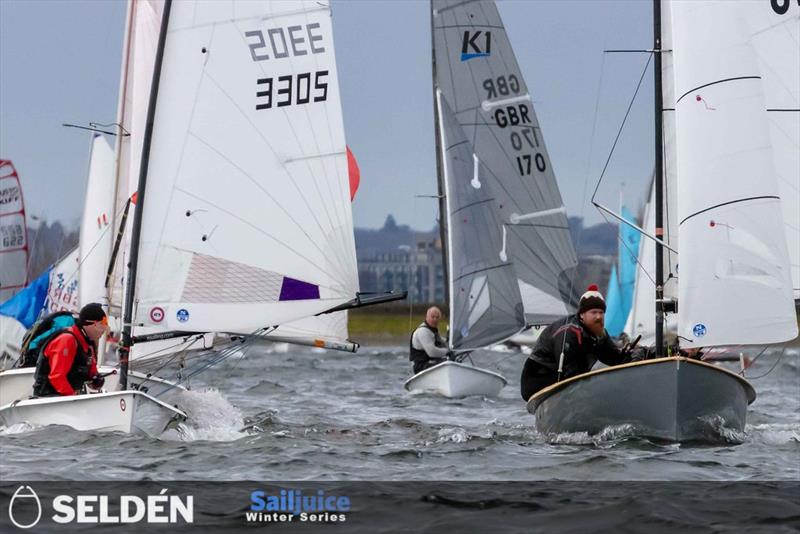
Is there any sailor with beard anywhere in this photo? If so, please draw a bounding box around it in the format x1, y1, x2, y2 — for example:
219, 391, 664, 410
520, 284, 630, 401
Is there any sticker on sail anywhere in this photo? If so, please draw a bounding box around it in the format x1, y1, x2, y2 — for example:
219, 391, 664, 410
176, 308, 190, 323
150, 307, 165, 323
692, 323, 707, 337
461, 31, 491, 61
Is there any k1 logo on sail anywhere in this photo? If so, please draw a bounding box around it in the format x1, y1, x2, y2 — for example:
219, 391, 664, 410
461, 31, 491, 61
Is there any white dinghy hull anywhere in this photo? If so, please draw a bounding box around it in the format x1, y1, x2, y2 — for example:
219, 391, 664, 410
527, 357, 756, 443
0, 390, 186, 436
0, 367, 185, 407
404, 361, 507, 398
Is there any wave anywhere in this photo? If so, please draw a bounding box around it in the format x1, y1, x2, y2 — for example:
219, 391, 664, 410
174, 388, 250, 442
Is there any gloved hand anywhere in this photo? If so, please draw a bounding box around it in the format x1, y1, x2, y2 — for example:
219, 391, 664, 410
90, 374, 105, 389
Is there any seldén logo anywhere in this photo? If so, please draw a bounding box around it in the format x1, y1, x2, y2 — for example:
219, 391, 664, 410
7, 485, 193, 528
8, 486, 42, 529
461, 30, 491, 61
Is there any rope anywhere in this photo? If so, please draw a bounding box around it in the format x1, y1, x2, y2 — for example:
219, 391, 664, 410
746, 343, 789, 380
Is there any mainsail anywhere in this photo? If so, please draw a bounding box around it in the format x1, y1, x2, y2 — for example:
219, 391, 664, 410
431, 0, 578, 326
0, 160, 29, 304
740, 2, 800, 302
125, 0, 359, 335
437, 91, 525, 350
670, 0, 797, 346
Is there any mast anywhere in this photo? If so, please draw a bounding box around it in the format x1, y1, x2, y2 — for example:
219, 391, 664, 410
430, 1, 450, 308
653, 0, 665, 357
118, 0, 172, 389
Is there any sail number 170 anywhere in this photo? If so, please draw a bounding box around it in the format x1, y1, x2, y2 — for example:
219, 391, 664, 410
256, 71, 328, 110
511, 128, 546, 176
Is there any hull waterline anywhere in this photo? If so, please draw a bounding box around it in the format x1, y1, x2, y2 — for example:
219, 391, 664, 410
527, 357, 756, 443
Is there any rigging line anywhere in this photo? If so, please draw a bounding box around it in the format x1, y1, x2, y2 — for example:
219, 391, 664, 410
558, 44, 611, 362
590, 52, 652, 205
599, 208, 657, 289
131, 336, 206, 389
746, 343, 788, 380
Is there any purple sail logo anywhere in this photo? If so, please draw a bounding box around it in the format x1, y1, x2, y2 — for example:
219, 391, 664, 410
8, 485, 42, 529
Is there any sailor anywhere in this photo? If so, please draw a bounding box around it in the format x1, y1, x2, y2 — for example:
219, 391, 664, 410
520, 284, 629, 401
32, 303, 109, 397
409, 306, 453, 374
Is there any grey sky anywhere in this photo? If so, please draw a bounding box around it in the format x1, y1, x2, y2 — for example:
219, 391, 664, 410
0, 0, 654, 232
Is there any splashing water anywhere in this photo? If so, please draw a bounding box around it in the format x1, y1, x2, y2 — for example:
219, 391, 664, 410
175, 388, 250, 442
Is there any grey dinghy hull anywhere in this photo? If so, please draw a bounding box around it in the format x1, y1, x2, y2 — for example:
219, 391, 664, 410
527, 357, 756, 443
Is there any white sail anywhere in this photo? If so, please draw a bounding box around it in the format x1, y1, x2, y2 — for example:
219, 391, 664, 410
740, 1, 800, 301
671, 1, 797, 346
624, 182, 656, 345
0, 160, 29, 304
131, 0, 358, 334
108, 0, 165, 313
44, 247, 80, 314
79, 134, 116, 308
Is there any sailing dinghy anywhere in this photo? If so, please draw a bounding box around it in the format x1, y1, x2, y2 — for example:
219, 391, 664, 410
529, 0, 799, 442
405, 0, 579, 397
3, 0, 408, 434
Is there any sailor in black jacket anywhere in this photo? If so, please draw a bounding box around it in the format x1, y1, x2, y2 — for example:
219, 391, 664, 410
520, 284, 628, 401
409, 307, 452, 374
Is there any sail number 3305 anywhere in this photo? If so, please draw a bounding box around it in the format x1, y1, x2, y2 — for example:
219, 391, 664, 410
244, 24, 330, 110
256, 72, 328, 110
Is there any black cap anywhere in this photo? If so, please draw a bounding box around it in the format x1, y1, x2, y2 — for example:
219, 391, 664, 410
78, 302, 106, 325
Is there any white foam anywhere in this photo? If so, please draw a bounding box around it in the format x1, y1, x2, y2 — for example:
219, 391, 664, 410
746, 423, 800, 445
174, 387, 249, 442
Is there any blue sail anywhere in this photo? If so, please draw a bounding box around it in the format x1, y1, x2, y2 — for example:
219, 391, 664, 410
605, 207, 641, 337
605, 265, 625, 336
618, 206, 641, 324
0, 268, 51, 329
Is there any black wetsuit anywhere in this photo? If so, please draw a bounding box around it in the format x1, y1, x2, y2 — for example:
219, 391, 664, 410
520, 314, 626, 401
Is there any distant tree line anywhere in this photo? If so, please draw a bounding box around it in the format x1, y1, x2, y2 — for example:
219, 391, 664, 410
25, 222, 79, 281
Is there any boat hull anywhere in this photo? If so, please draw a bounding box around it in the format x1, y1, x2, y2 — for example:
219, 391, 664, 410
0, 391, 186, 436
0, 367, 184, 406
404, 361, 507, 398
527, 357, 756, 442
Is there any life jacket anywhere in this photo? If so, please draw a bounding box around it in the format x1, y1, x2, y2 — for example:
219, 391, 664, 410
15, 311, 76, 368
32, 326, 93, 397
408, 322, 444, 363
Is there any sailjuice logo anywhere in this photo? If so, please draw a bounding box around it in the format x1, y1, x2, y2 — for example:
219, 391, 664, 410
247, 488, 350, 524
461, 30, 491, 61
8, 486, 42, 529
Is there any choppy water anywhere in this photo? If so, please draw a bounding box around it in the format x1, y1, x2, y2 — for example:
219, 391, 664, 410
1, 344, 798, 481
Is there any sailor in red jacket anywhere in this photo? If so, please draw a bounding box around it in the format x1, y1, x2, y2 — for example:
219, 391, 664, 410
32, 303, 109, 397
